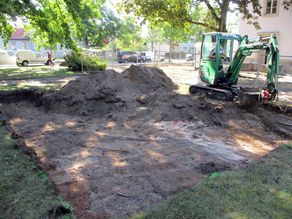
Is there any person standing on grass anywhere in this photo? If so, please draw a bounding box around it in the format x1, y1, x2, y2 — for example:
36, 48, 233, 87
46, 51, 54, 65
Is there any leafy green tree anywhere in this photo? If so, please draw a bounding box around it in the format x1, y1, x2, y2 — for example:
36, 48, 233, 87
0, 0, 104, 49
121, 0, 292, 32
0, 0, 35, 45
147, 26, 162, 52
149, 22, 199, 61
115, 17, 147, 51
77, 7, 122, 48
162, 23, 187, 61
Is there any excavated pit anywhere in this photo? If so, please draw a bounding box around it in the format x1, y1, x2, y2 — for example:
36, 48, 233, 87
0, 65, 291, 218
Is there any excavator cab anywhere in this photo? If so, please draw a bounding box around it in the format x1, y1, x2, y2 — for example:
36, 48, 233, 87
199, 32, 242, 86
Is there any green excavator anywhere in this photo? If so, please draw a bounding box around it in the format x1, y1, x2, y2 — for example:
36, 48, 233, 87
189, 32, 279, 105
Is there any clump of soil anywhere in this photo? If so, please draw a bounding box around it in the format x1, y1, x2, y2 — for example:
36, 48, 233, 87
197, 161, 232, 174
41, 65, 177, 116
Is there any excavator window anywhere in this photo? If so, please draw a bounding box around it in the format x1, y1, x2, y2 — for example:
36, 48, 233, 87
209, 46, 224, 61
219, 38, 239, 64
201, 35, 217, 60
201, 35, 235, 63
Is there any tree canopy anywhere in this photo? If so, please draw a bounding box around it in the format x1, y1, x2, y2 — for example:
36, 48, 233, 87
148, 20, 202, 45
121, 0, 292, 32
82, 7, 122, 48
114, 17, 147, 51
0, 0, 147, 51
0, 0, 104, 49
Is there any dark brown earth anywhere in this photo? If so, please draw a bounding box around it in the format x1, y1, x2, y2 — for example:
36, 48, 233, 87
0, 65, 291, 218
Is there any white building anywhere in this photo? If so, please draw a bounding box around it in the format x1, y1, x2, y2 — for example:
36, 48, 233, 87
239, 0, 292, 72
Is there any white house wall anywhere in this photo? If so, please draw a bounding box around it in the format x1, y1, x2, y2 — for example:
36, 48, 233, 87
0, 39, 34, 51
239, 0, 292, 58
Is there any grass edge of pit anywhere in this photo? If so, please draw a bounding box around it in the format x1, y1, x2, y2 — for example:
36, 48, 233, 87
267, 100, 292, 115
131, 142, 292, 219
0, 121, 73, 218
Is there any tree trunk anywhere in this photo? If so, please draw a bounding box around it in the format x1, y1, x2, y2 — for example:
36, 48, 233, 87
219, 0, 230, 32
169, 40, 172, 62
219, 14, 227, 32
84, 36, 89, 48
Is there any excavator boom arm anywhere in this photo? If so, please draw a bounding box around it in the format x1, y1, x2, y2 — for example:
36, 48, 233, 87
227, 35, 279, 91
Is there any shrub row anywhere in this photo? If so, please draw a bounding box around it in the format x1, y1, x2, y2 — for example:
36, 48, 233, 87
65, 51, 107, 71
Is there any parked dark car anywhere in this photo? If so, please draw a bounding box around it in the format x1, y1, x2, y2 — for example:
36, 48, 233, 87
117, 51, 142, 63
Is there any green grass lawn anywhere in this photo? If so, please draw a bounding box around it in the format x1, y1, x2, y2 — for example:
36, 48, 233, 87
134, 143, 292, 219
0, 66, 87, 91
0, 66, 87, 81
270, 100, 292, 113
0, 84, 61, 91
0, 126, 72, 218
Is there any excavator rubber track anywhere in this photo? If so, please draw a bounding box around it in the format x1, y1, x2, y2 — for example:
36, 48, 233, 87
189, 85, 234, 101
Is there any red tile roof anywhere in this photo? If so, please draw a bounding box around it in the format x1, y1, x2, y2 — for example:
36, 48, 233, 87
11, 28, 29, 40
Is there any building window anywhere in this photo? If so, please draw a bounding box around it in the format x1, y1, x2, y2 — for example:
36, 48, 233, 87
266, 0, 278, 15
258, 32, 279, 40
22, 42, 27, 50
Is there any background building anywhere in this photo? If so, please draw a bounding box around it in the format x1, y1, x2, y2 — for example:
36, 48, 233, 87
239, 0, 292, 73
0, 28, 66, 59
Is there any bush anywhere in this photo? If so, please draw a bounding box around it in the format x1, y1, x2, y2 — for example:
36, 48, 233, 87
65, 51, 107, 71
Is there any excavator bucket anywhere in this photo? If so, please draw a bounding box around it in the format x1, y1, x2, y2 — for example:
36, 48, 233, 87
237, 89, 259, 107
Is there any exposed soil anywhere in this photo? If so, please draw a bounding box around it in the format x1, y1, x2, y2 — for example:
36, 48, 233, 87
41, 65, 177, 117
0, 65, 291, 218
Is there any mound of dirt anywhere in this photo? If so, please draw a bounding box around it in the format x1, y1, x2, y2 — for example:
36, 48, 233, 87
122, 65, 176, 91
41, 65, 177, 116
40, 65, 240, 125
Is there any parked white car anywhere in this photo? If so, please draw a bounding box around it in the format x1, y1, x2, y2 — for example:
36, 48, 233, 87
139, 51, 154, 62
0, 50, 16, 65
16, 50, 47, 66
